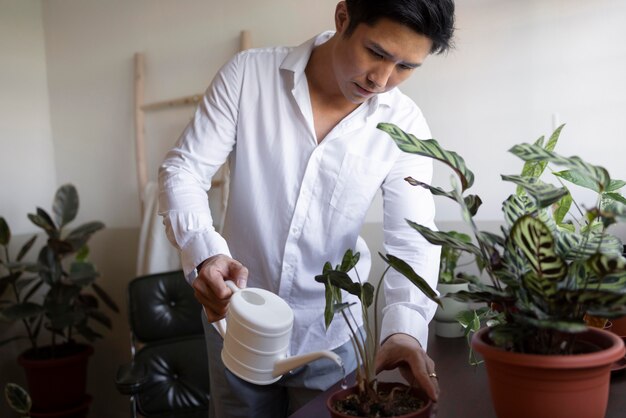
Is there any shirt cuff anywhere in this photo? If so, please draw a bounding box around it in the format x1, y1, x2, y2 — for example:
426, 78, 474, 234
380, 304, 430, 350
180, 232, 231, 284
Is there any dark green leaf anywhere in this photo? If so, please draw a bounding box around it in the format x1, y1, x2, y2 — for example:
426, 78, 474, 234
17, 235, 37, 261
339, 249, 360, 273
69, 262, 99, 286
75, 323, 103, 342
87, 309, 112, 330
65, 222, 105, 250
379, 253, 441, 306
0, 302, 44, 321
0, 217, 9, 246
28, 208, 57, 237
406, 220, 482, 257
53, 184, 79, 228
91, 282, 120, 313
361, 283, 374, 309
378, 122, 475, 191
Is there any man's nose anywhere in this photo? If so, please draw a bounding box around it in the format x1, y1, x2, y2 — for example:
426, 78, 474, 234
367, 62, 395, 90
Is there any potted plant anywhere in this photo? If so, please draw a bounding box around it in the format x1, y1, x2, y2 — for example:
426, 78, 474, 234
316, 248, 441, 417
0, 184, 118, 416
377, 122, 626, 418
433, 232, 474, 338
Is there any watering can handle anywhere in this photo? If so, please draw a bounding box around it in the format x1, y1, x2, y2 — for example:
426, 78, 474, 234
211, 280, 240, 339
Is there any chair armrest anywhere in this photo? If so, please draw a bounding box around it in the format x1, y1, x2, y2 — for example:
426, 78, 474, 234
115, 361, 149, 395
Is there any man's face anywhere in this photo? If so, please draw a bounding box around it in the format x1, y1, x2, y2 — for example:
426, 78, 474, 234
332, 17, 433, 104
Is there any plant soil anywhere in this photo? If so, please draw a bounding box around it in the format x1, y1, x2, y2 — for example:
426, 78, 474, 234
333, 385, 424, 417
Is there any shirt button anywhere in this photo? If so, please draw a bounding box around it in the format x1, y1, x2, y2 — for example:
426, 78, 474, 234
291, 226, 299, 234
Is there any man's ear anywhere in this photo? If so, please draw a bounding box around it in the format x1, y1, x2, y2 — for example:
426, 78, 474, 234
334, 1, 349, 33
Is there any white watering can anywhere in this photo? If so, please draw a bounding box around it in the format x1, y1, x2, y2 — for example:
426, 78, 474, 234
212, 280, 343, 385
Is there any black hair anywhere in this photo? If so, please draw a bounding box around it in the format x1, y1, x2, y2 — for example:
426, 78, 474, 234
344, 0, 455, 54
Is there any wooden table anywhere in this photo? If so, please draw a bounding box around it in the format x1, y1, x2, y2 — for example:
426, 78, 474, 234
290, 329, 626, 418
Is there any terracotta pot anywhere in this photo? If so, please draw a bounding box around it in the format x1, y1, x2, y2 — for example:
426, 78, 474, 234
472, 327, 625, 418
18, 343, 93, 413
609, 315, 626, 337
326, 381, 433, 418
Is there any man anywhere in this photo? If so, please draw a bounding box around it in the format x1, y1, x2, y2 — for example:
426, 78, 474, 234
159, 1, 455, 416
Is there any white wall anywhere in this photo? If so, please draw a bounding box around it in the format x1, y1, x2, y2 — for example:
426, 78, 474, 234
0, 0, 56, 234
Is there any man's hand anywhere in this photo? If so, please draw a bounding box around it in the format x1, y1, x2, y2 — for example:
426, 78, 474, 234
375, 333, 439, 402
192, 254, 249, 322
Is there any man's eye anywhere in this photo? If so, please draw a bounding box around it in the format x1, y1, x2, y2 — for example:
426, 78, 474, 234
369, 49, 384, 59
398, 64, 413, 71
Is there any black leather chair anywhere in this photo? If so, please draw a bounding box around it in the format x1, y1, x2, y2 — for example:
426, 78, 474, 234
115, 270, 210, 418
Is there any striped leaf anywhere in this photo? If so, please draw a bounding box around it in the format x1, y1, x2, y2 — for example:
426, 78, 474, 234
378, 123, 475, 191
557, 230, 623, 260
586, 253, 626, 278
511, 215, 567, 284
509, 143, 611, 192
406, 220, 482, 257
501, 175, 569, 209
502, 194, 536, 227
516, 125, 564, 195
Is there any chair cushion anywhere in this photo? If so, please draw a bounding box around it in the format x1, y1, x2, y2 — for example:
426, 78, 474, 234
135, 335, 210, 416
129, 270, 204, 342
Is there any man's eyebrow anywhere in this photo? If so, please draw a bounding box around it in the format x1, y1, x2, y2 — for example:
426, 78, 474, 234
369, 42, 421, 69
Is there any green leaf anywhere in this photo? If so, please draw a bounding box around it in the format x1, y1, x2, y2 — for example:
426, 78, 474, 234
406, 220, 482, 257
91, 282, 120, 313
501, 175, 569, 209
378, 122, 475, 191
4, 382, 32, 414
0, 217, 10, 246
361, 282, 375, 309
515, 125, 563, 195
0, 302, 44, 321
53, 184, 79, 228
553, 193, 573, 226
509, 144, 611, 193
404, 177, 482, 216
28, 208, 58, 237
379, 253, 441, 306
17, 235, 37, 261
339, 249, 360, 273
511, 215, 567, 283
69, 262, 99, 286
65, 222, 105, 251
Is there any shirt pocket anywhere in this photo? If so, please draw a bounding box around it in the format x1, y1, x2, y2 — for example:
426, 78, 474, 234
330, 153, 393, 220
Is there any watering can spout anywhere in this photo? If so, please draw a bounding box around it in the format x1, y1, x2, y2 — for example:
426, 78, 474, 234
272, 351, 343, 378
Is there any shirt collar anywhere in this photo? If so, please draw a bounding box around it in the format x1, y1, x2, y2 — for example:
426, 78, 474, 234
280, 31, 394, 111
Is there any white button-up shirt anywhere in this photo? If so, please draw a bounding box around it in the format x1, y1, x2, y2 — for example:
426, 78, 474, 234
158, 32, 441, 355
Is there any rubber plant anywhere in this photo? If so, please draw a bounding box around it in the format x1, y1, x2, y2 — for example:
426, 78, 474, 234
0, 183, 119, 358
